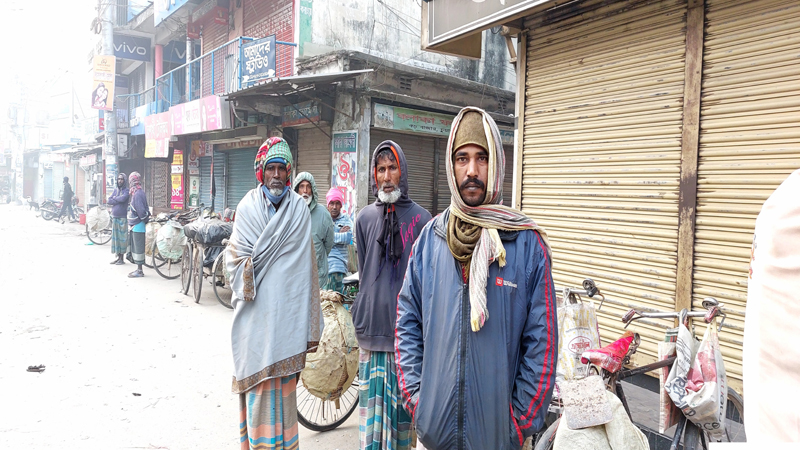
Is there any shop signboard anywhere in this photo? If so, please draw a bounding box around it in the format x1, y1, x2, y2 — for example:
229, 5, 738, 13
331, 130, 358, 223
170, 95, 231, 135
171, 150, 184, 210
113, 33, 152, 62
118, 134, 129, 158
241, 35, 277, 88
163, 40, 201, 64
80, 153, 98, 167
281, 101, 320, 127
144, 112, 171, 158
117, 108, 130, 130
91, 55, 115, 111
374, 103, 516, 144
188, 176, 200, 207
130, 103, 154, 136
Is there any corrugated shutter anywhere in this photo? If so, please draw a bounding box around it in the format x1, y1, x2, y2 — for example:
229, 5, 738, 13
522, 0, 687, 366
52, 163, 64, 201
146, 160, 170, 210
213, 151, 227, 210
694, 0, 800, 391
199, 156, 213, 208
76, 168, 86, 207
296, 128, 332, 207
436, 139, 515, 214
225, 148, 259, 209
370, 129, 436, 214
44, 169, 52, 200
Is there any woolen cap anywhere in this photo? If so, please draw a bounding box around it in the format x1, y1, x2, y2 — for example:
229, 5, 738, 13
452, 111, 489, 152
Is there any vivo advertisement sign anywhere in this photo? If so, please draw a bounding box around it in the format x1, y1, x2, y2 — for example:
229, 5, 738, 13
163, 40, 202, 64
154, 0, 191, 27
113, 34, 152, 62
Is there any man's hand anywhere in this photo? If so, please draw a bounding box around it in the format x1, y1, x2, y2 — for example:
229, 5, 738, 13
340, 226, 351, 232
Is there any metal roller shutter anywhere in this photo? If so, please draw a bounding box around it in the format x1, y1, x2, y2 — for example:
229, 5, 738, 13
76, 168, 86, 207
147, 161, 170, 210
225, 148, 259, 210
695, 0, 800, 390
199, 156, 213, 208
370, 129, 435, 214
213, 151, 227, 211
522, 0, 687, 366
44, 169, 52, 200
52, 163, 64, 201
296, 128, 332, 207
436, 139, 515, 214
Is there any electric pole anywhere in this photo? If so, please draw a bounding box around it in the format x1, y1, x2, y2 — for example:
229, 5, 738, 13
100, 0, 117, 201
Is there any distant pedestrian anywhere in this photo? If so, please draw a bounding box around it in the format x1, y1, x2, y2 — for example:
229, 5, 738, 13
293, 172, 334, 287
60, 176, 76, 222
107, 172, 129, 265
225, 137, 323, 450
325, 187, 352, 293
127, 172, 149, 278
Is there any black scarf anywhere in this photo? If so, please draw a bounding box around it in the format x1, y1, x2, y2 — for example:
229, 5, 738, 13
376, 203, 404, 283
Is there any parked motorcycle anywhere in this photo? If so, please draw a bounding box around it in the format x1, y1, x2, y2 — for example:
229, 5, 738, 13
41, 196, 83, 222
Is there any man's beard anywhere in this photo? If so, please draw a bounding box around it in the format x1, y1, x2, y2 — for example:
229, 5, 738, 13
378, 186, 402, 204
268, 186, 285, 197
459, 178, 486, 207
302, 194, 313, 206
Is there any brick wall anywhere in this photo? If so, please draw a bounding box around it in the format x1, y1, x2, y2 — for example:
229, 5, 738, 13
244, 0, 294, 77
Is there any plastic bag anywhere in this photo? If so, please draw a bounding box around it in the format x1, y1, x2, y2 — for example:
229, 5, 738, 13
664, 318, 727, 440
347, 244, 358, 274
658, 329, 680, 434
183, 219, 232, 245
156, 222, 187, 260
86, 206, 110, 232
579, 332, 635, 374
554, 390, 650, 450
301, 293, 359, 404
557, 298, 601, 385
145, 222, 162, 257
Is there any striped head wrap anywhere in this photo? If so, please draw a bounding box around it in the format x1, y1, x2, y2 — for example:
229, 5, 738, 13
254, 137, 293, 185
128, 172, 142, 197
445, 107, 552, 332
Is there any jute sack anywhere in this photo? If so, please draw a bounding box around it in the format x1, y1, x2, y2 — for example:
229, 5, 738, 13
301, 291, 359, 406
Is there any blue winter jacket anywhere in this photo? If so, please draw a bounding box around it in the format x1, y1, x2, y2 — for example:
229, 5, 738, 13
395, 210, 558, 450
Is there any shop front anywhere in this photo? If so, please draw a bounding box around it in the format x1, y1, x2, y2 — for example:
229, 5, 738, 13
422, 0, 800, 392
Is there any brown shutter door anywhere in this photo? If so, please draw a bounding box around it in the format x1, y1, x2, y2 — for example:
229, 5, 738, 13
296, 127, 332, 207
370, 129, 435, 215
522, 0, 687, 367
695, 0, 800, 392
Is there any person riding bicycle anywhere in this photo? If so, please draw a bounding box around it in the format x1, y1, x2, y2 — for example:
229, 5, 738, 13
60, 177, 76, 222
395, 108, 558, 450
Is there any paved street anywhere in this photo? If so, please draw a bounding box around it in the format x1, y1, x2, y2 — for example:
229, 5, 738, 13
0, 203, 357, 450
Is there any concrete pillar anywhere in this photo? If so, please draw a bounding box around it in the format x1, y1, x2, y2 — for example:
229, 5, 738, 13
331, 87, 371, 222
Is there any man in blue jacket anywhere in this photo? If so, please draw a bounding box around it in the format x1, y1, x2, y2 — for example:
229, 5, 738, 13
395, 108, 558, 450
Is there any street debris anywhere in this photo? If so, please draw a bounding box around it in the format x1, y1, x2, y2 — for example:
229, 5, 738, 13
26, 364, 45, 373
132, 392, 142, 396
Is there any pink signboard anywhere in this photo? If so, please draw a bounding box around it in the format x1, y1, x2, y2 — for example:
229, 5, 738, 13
144, 112, 171, 158
170, 95, 231, 136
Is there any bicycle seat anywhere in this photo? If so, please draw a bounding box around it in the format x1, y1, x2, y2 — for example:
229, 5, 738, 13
580, 331, 637, 374
343, 272, 359, 286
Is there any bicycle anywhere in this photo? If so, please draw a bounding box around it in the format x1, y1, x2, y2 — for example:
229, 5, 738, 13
148, 208, 202, 279
296, 272, 360, 432
534, 279, 745, 450
179, 206, 233, 307
85, 204, 112, 245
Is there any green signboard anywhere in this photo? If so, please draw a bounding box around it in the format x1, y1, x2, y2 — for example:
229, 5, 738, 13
373, 103, 514, 145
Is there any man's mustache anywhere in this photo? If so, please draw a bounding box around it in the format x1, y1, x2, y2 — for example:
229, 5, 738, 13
460, 178, 485, 191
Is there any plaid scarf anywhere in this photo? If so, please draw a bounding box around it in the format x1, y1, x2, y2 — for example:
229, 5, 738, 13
445, 107, 552, 332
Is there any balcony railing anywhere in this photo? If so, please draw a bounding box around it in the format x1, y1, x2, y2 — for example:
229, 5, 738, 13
118, 37, 296, 119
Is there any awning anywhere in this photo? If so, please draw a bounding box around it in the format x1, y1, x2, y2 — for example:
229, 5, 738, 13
226, 69, 374, 99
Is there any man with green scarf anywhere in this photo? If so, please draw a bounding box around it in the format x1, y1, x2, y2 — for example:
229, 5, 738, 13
294, 172, 335, 286
395, 107, 557, 449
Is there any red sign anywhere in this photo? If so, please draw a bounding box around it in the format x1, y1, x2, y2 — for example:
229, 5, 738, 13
170, 95, 231, 136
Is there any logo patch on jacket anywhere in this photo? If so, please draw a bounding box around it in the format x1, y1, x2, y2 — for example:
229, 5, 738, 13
496, 277, 517, 288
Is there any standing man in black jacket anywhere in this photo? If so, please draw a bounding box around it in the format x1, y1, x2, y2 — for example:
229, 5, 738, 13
60, 176, 76, 222
353, 141, 432, 450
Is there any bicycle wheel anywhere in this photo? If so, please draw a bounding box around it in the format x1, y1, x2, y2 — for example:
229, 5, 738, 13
532, 417, 559, 450
297, 375, 359, 432
192, 246, 203, 303
180, 243, 193, 295
86, 224, 112, 245
74, 206, 85, 216
683, 387, 746, 448
212, 252, 233, 309
154, 241, 182, 280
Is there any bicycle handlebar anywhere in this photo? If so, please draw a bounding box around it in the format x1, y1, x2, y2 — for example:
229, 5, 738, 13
622, 297, 727, 330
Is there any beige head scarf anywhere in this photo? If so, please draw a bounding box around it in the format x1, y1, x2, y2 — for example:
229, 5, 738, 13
445, 107, 551, 332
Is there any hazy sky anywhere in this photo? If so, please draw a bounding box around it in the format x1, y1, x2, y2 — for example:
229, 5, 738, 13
0, 0, 100, 96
